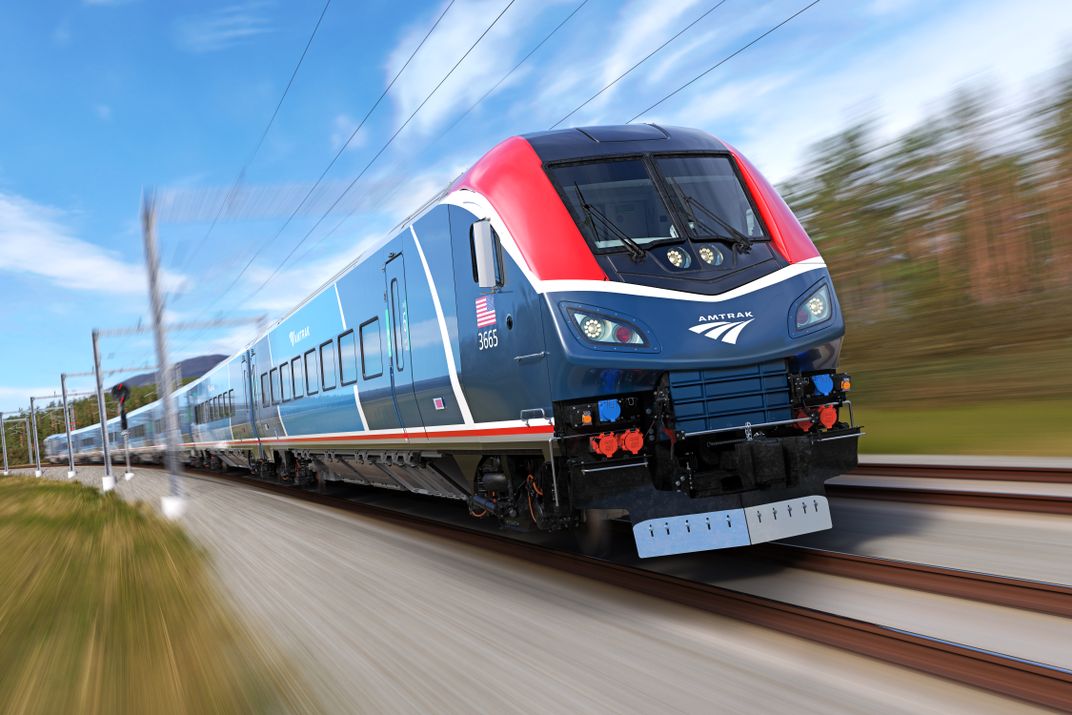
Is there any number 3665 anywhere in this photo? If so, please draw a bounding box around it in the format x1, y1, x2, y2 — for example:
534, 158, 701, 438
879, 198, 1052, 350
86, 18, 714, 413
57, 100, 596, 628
478, 329, 498, 351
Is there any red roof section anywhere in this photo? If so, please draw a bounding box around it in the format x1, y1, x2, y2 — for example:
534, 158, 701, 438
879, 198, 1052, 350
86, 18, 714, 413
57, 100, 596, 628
454, 136, 607, 282
726, 142, 819, 264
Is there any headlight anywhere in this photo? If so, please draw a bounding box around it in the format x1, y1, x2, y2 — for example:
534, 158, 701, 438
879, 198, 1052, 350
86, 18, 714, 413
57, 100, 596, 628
795, 284, 832, 329
697, 245, 723, 266
570, 310, 646, 345
665, 247, 689, 268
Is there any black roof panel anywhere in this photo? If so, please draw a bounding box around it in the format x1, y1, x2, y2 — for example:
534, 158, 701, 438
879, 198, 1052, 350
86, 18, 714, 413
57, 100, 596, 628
522, 124, 727, 163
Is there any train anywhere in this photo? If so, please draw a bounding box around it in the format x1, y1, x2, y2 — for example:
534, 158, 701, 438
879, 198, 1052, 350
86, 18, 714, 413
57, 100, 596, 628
46, 124, 860, 558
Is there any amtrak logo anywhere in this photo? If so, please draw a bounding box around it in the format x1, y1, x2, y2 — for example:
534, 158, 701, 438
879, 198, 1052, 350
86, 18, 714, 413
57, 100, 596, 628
689, 311, 755, 345
288, 326, 311, 347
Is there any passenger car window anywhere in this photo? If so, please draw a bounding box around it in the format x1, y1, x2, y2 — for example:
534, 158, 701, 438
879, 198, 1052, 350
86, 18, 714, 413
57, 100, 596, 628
338, 330, 358, 386
291, 357, 304, 399
304, 349, 318, 394
280, 362, 292, 402
320, 340, 336, 390
261, 373, 269, 407
359, 318, 383, 379
270, 367, 279, 404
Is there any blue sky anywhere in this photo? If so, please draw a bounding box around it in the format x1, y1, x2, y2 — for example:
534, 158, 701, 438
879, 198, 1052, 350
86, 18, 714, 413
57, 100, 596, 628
1, 0, 1069, 408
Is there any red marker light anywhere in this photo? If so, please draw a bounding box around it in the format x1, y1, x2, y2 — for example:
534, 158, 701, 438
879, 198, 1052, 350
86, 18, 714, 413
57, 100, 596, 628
590, 433, 619, 458
620, 429, 644, 454
819, 405, 838, 429
614, 325, 635, 343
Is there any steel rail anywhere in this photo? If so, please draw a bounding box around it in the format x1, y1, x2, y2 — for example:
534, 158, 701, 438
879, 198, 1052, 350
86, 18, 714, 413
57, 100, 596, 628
173, 467, 1072, 711
752, 543, 1072, 619
827, 483, 1072, 515
854, 462, 1072, 484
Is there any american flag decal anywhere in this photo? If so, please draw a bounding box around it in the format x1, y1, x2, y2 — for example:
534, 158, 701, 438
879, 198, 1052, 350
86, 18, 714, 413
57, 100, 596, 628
475, 295, 497, 328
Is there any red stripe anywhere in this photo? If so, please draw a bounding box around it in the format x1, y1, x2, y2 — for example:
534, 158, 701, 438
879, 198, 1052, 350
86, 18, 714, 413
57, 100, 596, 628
454, 136, 607, 282
181, 423, 554, 448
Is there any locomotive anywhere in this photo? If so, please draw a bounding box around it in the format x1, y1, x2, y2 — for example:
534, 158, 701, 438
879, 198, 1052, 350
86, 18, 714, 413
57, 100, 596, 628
60, 124, 860, 558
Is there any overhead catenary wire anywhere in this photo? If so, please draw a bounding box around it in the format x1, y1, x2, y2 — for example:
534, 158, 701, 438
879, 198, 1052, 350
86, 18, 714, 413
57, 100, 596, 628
549, 0, 730, 129
285, 0, 593, 272
627, 0, 822, 122
239, 0, 518, 306
171, 1, 461, 357
441, 0, 591, 137
177, 0, 333, 278
199, 0, 460, 311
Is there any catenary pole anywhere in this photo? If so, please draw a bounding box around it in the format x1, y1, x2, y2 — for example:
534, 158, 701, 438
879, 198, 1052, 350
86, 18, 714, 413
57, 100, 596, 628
60, 373, 76, 478
92, 329, 115, 491
29, 397, 42, 477
122, 429, 133, 481
1, 412, 8, 475
143, 192, 185, 518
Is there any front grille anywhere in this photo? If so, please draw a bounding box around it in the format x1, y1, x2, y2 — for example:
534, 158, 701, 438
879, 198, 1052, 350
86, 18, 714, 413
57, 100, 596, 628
668, 360, 792, 435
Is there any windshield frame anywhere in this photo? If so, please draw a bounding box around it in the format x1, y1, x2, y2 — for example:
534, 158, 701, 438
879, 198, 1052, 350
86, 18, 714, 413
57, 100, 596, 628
545, 151, 770, 256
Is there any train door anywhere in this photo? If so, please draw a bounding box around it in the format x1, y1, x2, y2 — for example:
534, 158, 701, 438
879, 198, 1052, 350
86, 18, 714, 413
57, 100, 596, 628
384, 253, 424, 434
236, 348, 264, 459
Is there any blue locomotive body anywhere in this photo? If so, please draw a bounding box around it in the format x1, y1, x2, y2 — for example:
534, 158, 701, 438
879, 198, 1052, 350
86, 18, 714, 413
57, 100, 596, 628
65, 125, 860, 558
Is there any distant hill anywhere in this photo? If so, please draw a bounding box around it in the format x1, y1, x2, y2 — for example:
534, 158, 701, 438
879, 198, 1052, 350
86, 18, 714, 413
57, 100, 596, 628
121, 355, 227, 388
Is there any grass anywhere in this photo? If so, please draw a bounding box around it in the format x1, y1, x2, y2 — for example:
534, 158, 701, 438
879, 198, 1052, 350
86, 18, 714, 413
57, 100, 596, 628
0, 478, 313, 714
855, 399, 1072, 456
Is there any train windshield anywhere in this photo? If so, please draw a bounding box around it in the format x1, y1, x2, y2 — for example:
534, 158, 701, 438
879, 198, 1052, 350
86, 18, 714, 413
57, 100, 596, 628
550, 155, 766, 255
656, 155, 766, 242
552, 159, 679, 252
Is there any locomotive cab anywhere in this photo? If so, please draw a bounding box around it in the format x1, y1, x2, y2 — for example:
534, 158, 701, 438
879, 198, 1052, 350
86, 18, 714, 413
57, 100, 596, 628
457, 125, 861, 557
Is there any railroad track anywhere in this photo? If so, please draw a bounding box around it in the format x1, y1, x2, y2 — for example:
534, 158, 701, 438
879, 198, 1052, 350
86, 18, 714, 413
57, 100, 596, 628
752, 543, 1072, 619
181, 466, 1072, 711
854, 462, 1072, 484
831, 462, 1072, 515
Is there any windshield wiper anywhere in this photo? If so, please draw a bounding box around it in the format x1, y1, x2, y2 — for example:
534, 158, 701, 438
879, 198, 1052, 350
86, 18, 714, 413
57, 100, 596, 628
666, 177, 754, 253
572, 182, 646, 262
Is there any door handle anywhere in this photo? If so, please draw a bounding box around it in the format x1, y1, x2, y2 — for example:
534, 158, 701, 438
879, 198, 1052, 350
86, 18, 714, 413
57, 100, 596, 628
514, 351, 547, 363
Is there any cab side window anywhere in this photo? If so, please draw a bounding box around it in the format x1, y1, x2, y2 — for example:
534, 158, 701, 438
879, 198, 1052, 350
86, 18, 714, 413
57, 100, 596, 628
468, 222, 504, 286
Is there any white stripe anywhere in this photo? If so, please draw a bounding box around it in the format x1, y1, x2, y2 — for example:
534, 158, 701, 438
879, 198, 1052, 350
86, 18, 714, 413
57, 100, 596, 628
264, 332, 288, 437
442, 189, 826, 303
542, 259, 827, 302
334, 283, 347, 330
721, 318, 754, 344
409, 224, 475, 424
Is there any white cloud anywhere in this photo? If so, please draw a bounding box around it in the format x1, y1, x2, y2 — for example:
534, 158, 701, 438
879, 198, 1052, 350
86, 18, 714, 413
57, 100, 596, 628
0, 191, 186, 295
638, 0, 1072, 183
385, 0, 567, 136
174, 2, 273, 54
523, 0, 772, 129
242, 235, 381, 316
593, 0, 705, 105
